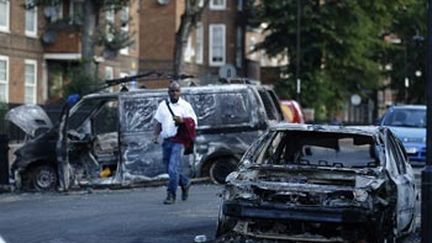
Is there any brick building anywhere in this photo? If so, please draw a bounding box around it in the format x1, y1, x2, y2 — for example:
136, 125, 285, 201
139, 0, 254, 86
0, 0, 265, 104
0, 0, 141, 104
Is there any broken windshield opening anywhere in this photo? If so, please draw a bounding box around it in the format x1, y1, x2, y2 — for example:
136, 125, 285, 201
68, 98, 109, 130
256, 131, 378, 168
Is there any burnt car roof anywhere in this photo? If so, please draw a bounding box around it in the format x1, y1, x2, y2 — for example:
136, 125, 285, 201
83, 83, 265, 99
84, 84, 262, 99
270, 123, 382, 136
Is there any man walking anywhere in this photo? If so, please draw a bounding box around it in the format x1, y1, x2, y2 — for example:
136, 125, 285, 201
153, 81, 197, 204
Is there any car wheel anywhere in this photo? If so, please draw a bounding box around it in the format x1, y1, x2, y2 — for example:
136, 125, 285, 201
209, 158, 237, 184
31, 165, 57, 192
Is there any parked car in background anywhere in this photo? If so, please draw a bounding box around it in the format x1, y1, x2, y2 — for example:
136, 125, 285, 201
280, 99, 304, 123
6, 83, 283, 191
379, 105, 426, 166
216, 124, 416, 242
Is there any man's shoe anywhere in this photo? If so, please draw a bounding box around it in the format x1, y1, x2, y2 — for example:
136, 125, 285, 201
163, 192, 176, 205
181, 182, 191, 201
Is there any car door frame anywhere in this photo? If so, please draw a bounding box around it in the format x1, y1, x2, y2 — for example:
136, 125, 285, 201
56, 96, 121, 190
384, 129, 416, 233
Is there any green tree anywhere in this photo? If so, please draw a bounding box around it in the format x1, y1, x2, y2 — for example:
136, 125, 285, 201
252, 0, 407, 120
174, 0, 209, 76
26, 0, 134, 94
386, 0, 426, 104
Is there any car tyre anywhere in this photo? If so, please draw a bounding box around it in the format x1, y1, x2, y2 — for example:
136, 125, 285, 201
209, 158, 237, 184
31, 165, 57, 192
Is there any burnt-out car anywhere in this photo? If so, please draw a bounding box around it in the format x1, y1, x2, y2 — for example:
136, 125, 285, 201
216, 124, 417, 242
7, 83, 282, 191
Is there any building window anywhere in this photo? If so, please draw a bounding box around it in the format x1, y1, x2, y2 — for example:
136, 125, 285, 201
119, 6, 129, 55
209, 24, 226, 66
25, 60, 37, 104
69, 0, 83, 24
0, 0, 10, 33
237, 0, 243, 11
195, 22, 203, 64
105, 6, 115, 42
235, 27, 243, 68
210, 0, 226, 10
105, 66, 114, 80
105, 66, 114, 92
249, 36, 257, 60
0, 56, 8, 103
184, 36, 194, 63
25, 0, 37, 37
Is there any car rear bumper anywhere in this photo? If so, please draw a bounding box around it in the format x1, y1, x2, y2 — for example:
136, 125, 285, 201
223, 201, 372, 224
405, 144, 426, 165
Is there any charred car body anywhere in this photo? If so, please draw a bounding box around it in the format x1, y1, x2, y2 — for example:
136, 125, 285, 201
7, 84, 282, 191
217, 124, 416, 242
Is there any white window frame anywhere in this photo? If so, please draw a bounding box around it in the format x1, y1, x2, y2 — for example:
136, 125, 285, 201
195, 22, 203, 64
119, 6, 129, 55
105, 6, 115, 42
24, 59, 37, 104
0, 55, 9, 103
105, 66, 114, 80
105, 66, 114, 92
184, 36, 194, 63
209, 24, 226, 66
0, 0, 10, 33
210, 0, 226, 10
69, 0, 84, 23
25, 0, 37, 37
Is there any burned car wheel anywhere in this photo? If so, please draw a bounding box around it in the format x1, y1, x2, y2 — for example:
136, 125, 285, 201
209, 158, 238, 184
31, 165, 58, 192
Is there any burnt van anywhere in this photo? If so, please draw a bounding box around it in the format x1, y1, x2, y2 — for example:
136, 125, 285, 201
7, 83, 283, 191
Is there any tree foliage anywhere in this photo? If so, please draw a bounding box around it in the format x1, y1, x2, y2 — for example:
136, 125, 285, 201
28, 0, 134, 78
252, 0, 422, 119
174, 0, 209, 75
385, 0, 426, 104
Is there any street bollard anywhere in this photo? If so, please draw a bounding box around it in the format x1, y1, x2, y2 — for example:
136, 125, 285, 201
0, 134, 9, 185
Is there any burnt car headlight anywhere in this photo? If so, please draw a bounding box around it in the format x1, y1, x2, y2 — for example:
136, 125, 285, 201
223, 184, 257, 201
353, 189, 369, 202
234, 191, 258, 200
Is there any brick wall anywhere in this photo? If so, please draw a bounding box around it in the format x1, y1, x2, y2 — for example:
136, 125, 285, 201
138, 0, 244, 84
139, 0, 177, 67
0, 0, 45, 104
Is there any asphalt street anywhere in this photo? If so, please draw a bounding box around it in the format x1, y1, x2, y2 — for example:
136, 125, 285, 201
0, 184, 223, 243
0, 168, 425, 243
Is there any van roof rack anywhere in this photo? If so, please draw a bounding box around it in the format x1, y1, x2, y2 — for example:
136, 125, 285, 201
219, 77, 261, 85
98, 72, 195, 92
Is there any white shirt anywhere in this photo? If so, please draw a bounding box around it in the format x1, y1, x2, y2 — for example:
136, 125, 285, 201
153, 97, 197, 139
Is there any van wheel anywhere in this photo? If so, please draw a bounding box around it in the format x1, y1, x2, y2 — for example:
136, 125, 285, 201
209, 158, 237, 184
31, 165, 57, 192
